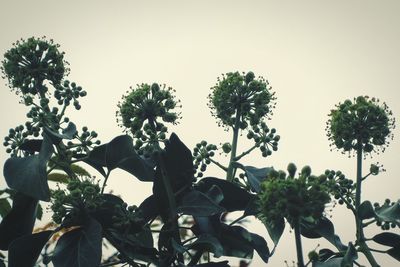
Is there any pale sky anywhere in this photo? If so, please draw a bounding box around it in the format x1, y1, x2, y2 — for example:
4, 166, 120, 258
1, 1, 400, 266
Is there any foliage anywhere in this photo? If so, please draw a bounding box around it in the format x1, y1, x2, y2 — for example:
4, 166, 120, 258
0, 37, 398, 267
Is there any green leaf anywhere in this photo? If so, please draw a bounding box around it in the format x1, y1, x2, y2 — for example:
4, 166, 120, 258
313, 258, 343, 267
8, 230, 52, 267
177, 190, 226, 216
47, 173, 70, 183
80, 143, 107, 177
0, 198, 11, 218
372, 232, 400, 247
52, 217, 102, 267
375, 201, 400, 226
300, 217, 347, 251
232, 163, 273, 193
387, 245, 400, 261
105, 135, 154, 181
188, 234, 224, 258
44, 122, 77, 144
36, 203, 43, 220
70, 164, 91, 177
4, 134, 53, 201
341, 243, 357, 267
358, 201, 375, 220
0, 193, 38, 250
205, 185, 224, 204
262, 217, 285, 255
249, 232, 270, 263
196, 177, 254, 212
194, 261, 229, 267
19, 139, 43, 153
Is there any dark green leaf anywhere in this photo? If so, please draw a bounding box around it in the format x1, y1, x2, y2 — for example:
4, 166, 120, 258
0, 259, 4, 267
341, 243, 357, 267
47, 173, 70, 183
8, 230, 52, 267
313, 258, 343, 267
232, 163, 273, 193
373, 232, 400, 247
387, 245, 400, 261
36, 203, 43, 220
249, 233, 270, 263
196, 177, 254, 212
188, 234, 224, 258
177, 190, 225, 216
4, 134, 53, 201
0, 198, 11, 218
262, 217, 285, 255
358, 201, 375, 220
375, 201, 400, 226
318, 248, 337, 262
52, 217, 102, 267
205, 185, 224, 204
105, 135, 155, 181
194, 261, 229, 267
0, 193, 38, 250
137, 195, 159, 222
92, 194, 124, 229
300, 217, 347, 251
19, 139, 43, 153
44, 122, 77, 144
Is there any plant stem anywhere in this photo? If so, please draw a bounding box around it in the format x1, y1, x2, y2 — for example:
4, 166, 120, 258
355, 144, 380, 267
101, 170, 111, 194
209, 158, 228, 172
233, 144, 257, 161
294, 220, 305, 267
226, 108, 241, 181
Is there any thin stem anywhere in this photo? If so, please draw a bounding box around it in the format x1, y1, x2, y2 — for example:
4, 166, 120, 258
209, 158, 228, 172
226, 108, 241, 181
229, 214, 246, 226
101, 170, 111, 194
355, 143, 380, 267
294, 220, 305, 267
233, 144, 257, 161
100, 260, 125, 267
362, 218, 377, 228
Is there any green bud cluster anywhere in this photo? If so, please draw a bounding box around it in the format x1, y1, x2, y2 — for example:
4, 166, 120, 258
1, 37, 68, 96
208, 71, 276, 128
373, 200, 400, 230
54, 80, 87, 110
327, 96, 395, 155
51, 178, 102, 224
258, 164, 330, 227
117, 83, 181, 158
370, 163, 384, 176
66, 126, 100, 156
247, 122, 279, 157
3, 125, 35, 157
110, 202, 142, 230
193, 140, 217, 178
323, 170, 355, 207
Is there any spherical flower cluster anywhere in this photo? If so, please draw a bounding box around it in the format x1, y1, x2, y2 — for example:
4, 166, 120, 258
258, 164, 330, 226
67, 126, 101, 156
208, 71, 276, 128
327, 96, 395, 155
193, 140, 217, 178
51, 178, 102, 224
323, 170, 355, 207
1, 37, 68, 95
3, 125, 35, 157
117, 83, 181, 157
54, 80, 87, 110
247, 122, 280, 157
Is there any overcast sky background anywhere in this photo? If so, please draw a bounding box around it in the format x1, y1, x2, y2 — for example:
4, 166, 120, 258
1, 1, 400, 266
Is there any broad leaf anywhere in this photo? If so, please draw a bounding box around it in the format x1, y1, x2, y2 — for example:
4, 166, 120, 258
341, 243, 357, 267
92, 194, 124, 229
137, 195, 159, 222
313, 258, 343, 267
249, 233, 270, 263
188, 234, 224, 258
262, 217, 285, 255
47, 173, 70, 183
358, 201, 375, 220
4, 134, 53, 201
52, 217, 102, 267
373, 232, 400, 247
232, 163, 273, 193
8, 230, 53, 267
177, 190, 225, 216
105, 135, 154, 181
196, 177, 254, 212
387, 245, 400, 261
0, 198, 11, 218
44, 122, 77, 144
0, 193, 38, 250
375, 201, 400, 226
300, 217, 347, 251
19, 139, 43, 153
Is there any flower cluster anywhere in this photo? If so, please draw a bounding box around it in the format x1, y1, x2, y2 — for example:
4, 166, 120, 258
258, 164, 330, 226
208, 71, 276, 128
247, 122, 280, 157
1, 37, 68, 96
66, 126, 101, 156
117, 83, 181, 157
323, 170, 355, 207
51, 178, 102, 224
54, 80, 87, 110
3, 125, 36, 157
327, 96, 395, 155
193, 140, 217, 178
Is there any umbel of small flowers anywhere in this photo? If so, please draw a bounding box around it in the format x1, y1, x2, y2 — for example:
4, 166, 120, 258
258, 163, 330, 227
116, 83, 181, 158
326, 95, 395, 156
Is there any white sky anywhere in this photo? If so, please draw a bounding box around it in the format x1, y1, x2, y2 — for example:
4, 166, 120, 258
1, 1, 400, 266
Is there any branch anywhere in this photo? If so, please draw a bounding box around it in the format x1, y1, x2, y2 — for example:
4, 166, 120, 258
209, 158, 228, 172
233, 144, 257, 161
